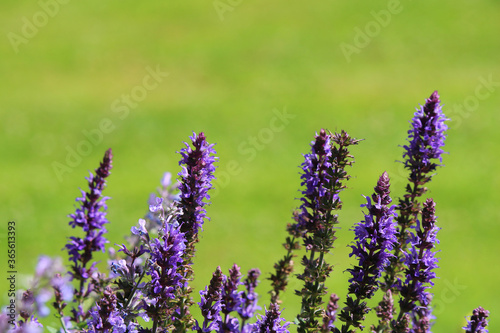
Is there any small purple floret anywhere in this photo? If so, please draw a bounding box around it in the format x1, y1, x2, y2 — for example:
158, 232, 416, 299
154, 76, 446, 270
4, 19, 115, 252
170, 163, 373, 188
463, 307, 489, 333
251, 303, 290, 333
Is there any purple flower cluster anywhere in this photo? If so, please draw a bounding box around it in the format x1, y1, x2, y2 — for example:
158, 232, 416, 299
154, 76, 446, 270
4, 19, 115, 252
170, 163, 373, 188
143, 172, 180, 231
251, 303, 290, 333
403, 90, 448, 178
399, 198, 440, 324
178, 132, 217, 246
293, 129, 333, 242
220, 264, 243, 332
238, 268, 261, 325
31, 256, 73, 318
65, 149, 113, 283
7, 290, 44, 333
463, 307, 490, 333
348, 171, 398, 299
292, 129, 359, 332
144, 221, 187, 323
196, 266, 224, 333
87, 287, 135, 333
196, 265, 261, 333
322, 294, 339, 331
388, 91, 449, 294
339, 172, 398, 332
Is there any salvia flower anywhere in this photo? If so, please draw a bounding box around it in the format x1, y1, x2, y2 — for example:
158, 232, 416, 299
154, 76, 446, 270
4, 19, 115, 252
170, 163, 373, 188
384, 92, 448, 300
251, 303, 290, 333
398, 198, 440, 325
239, 268, 262, 324
371, 290, 394, 332
87, 286, 140, 333
221, 264, 243, 330
463, 307, 489, 333
143, 221, 186, 323
146, 172, 180, 226
10, 316, 43, 333
87, 287, 119, 332
322, 293, 339, 332
22, 256, 73, 318
339, 172, 396, 333
292, 129, 333, 243
0, 313, 10, 333
347, 171, 398, 299
178, 131, 217, 247
65, 149, 113, 294
294, 130, 359, 333
411, 305, 434, 333
403, 90, 448, 180
196, 266, 224, 333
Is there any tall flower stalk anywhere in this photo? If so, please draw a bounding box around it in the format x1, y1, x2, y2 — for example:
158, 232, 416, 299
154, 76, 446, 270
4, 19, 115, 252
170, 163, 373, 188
383, 91, 448, 292
290, 129, 359, 332
65, 149, 113, 323
396, 198, 440, 331
339, 172, 397, 333
177, 131, 217, 253
144, 220, 187, 331
196, 266, 224, 333
239, 269, 262, 331
174, 132, 217, 332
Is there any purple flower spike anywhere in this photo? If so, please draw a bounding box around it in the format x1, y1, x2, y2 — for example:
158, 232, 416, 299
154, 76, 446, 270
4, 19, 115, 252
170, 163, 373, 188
403, 91, 448, 180
251, 303, 290, 333
348, 171, 398, 299
178, 132, 217, 247
340, 172, 397, 332
144, 222, 186, 321
322, 293, 339, 331
399, 198, 440, 321
87, 287, 119, 332
239, 268, 261, 323
294, 130, 359, 332
66, 149, 112, 272
293, 129, 333, 242
64, 149, 112, 321
196, 266, 224, 333
463, 307, 489, 333
222, 264, 243, 315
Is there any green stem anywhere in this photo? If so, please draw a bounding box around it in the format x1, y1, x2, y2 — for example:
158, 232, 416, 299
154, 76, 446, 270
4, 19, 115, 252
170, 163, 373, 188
152, 319, 158, 333
124, 268, 146, 310
59, 315, 70, 333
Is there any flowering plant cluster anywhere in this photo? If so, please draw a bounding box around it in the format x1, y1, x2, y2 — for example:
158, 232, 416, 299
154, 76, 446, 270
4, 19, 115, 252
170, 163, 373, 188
1, 91, 490, 333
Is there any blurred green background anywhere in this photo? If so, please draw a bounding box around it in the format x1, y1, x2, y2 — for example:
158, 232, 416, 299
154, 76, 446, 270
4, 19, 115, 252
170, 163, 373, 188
1, 0, 499, 331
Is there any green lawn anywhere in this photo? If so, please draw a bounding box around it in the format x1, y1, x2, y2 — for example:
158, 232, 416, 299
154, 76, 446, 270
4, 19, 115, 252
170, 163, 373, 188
1, 0, 500, 331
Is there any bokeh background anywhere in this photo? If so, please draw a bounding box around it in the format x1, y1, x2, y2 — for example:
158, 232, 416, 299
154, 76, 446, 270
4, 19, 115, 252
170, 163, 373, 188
1, 0, 499, 331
